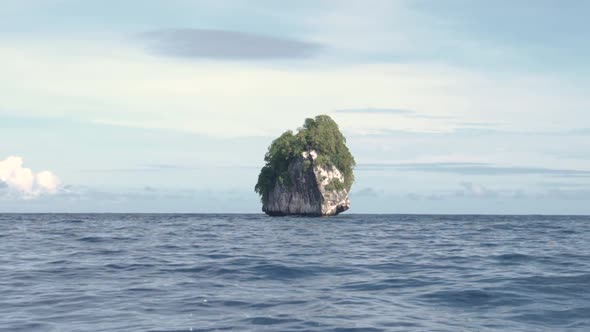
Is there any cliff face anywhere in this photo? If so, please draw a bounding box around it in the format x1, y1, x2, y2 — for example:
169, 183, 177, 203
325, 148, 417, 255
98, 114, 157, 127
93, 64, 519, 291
255, 115, 355, 216
262, 150, 350, 216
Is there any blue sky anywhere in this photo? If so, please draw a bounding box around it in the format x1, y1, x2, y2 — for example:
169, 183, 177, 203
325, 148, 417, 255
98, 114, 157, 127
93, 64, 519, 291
1, 0, 589, 213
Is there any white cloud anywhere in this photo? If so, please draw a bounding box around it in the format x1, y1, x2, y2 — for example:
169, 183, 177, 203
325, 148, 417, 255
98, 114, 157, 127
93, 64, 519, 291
0, 156, 60, 198
459, 181, 497, 198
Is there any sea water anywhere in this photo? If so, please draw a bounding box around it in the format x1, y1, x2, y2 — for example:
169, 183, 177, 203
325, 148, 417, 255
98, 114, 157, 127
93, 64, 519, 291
1, 214, 589, 331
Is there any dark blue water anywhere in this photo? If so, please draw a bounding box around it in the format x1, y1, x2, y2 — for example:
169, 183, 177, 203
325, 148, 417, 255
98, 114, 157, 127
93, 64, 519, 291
1, 214, 589, 331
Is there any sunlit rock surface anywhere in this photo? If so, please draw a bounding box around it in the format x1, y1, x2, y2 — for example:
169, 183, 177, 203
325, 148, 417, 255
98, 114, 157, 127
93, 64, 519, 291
262, 150, 350, 216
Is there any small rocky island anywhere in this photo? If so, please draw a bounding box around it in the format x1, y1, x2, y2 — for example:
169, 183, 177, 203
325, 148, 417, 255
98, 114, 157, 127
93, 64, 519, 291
255, 115, 355, 216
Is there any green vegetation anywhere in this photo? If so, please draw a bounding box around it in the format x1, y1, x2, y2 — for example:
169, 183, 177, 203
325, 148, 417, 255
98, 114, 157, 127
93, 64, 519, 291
325, 178, 345, 191
255, 115, 355, 201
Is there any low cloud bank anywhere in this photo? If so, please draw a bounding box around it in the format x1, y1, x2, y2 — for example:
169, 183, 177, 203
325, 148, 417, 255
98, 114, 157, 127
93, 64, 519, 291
0, 156, 60, 198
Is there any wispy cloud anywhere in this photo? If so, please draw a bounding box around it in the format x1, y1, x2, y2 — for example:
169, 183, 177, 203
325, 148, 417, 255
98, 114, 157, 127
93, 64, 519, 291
540, 189, 590, 201
0, 185, 260, 213
546, 128, 590, 136
456, 122, 501, 127
357, 162, 590, 177
141, 28, 320, 60
335, 108, 415, 115
334, 107, 454, 120
82, 164, 257, 173
405, 182, 590, 202
351, 187, 381, 197
457, 181, 497, 198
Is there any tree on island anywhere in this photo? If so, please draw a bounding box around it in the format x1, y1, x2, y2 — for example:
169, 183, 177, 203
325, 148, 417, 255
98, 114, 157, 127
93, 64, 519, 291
255, 115, 355, 202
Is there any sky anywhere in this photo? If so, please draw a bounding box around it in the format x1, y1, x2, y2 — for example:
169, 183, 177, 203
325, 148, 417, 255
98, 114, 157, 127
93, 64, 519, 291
1, 0, 589, 214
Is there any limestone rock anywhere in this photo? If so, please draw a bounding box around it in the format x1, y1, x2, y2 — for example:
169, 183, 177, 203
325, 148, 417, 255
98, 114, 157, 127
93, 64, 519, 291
262, 150, 350, 216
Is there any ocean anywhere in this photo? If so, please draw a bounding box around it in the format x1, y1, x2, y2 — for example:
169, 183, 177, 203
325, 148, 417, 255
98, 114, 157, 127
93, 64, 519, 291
1, 214, 589, 331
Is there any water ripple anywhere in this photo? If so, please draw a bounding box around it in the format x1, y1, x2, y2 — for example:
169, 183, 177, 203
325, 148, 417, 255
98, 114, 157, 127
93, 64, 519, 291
1, 214, 589, 331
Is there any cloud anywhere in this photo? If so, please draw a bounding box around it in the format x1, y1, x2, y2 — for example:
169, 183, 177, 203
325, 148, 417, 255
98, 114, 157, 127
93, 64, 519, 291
539, 188, 590, 201
335, 108, 415, 115
0, 156, 60, 198
456, 122, 501, 127
81, 163, 257, 173
547, 128, 590, 136
141, 28, 320, 60
334, 107, 454, 120
403, 182, 590, 202
406, 192, 446, 201
0, 185, 260, 213
457, 181, 497, 198
357, 162, 590, 177
352, 187, 381, 197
